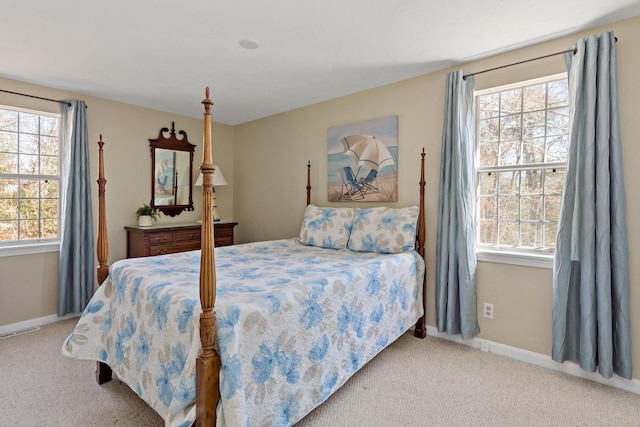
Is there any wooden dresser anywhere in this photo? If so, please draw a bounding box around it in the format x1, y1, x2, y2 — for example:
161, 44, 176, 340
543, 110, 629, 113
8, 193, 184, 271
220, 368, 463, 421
125, 221, 238, 258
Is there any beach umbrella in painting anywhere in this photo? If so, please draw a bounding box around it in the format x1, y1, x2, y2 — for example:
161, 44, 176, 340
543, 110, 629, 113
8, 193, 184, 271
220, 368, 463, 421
340, 135, 395, 177
340, 135, 395, 171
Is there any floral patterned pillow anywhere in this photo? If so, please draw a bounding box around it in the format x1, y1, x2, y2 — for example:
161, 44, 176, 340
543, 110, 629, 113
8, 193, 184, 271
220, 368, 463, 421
298, 204, 355, 249
347, 206, 419, 253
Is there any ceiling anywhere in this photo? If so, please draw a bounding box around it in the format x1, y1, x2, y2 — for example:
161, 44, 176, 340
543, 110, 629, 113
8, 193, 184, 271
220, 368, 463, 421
2, 1, 640, 125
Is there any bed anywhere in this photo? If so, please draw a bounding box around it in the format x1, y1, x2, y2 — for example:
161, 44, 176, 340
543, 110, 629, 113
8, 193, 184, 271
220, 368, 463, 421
62, 88, 427, 427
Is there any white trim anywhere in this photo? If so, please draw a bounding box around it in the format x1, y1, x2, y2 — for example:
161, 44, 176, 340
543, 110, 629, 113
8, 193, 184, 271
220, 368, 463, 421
426, 325, 640, 395
0, 241, 60, 257
476, 249, 553, 268
0, 313, 79, 336
474, 72, 568, 95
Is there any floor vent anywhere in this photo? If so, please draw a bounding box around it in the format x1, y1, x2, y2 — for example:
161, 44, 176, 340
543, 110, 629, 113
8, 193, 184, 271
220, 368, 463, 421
0, 326, 40, 340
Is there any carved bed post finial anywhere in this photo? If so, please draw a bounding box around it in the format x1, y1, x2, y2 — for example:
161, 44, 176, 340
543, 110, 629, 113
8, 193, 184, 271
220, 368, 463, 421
306, 161, 311, 206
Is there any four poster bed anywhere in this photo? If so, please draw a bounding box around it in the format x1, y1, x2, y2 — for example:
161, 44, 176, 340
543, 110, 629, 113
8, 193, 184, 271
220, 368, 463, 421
63, 88, 427, 427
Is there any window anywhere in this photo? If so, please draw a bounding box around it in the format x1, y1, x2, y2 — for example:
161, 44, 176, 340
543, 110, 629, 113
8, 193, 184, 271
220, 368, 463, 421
475, 74, 569, 265
0, 105, 61, 255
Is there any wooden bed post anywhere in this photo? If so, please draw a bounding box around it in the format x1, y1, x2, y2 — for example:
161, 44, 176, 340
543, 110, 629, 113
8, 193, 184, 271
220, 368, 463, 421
414, 148, 427, 338
306, 160, 311, 206
95, 135, 113, 383
195, 87, 221, 427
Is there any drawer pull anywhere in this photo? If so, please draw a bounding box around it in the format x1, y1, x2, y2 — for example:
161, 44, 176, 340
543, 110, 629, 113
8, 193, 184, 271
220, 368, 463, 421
155, 249, 167, 255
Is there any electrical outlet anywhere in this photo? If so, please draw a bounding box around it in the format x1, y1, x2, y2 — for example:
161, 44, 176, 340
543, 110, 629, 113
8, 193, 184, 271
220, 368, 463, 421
480, 340, 490, 352
483, 303, 494, 319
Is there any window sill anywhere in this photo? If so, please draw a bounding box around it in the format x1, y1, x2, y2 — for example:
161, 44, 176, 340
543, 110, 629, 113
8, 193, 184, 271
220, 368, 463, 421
476, 249, 553, 269
0, 242, 60, 258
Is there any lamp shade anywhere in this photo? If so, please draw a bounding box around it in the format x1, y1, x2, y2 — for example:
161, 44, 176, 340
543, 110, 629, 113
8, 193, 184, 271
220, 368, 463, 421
195, 165, 227, 186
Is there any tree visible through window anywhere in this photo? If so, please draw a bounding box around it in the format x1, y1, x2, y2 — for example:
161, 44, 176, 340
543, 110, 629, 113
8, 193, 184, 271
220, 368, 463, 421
475, 74, 569, 253
0, 105, 60, 244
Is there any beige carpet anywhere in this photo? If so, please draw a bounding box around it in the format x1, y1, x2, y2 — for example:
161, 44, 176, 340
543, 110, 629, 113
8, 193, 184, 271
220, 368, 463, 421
2, 319, 639, 426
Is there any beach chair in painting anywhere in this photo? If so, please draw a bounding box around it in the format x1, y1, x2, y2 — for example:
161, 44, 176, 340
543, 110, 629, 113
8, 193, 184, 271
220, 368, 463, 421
340, 166, 366, 200
359, 169, 378, 193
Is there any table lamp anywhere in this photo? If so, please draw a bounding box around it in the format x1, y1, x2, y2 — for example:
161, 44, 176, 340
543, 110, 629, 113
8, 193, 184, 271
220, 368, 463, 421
195, 165, 227, 222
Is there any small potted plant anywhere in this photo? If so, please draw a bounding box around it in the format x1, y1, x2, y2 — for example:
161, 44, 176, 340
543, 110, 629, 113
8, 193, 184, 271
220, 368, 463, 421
135, 203, 160, 227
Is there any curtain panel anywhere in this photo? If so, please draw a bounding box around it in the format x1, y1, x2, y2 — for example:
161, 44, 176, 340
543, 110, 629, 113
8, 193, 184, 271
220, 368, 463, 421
552, 31, 632, 379
58, 100, 94, 316
435, 70, 480, 339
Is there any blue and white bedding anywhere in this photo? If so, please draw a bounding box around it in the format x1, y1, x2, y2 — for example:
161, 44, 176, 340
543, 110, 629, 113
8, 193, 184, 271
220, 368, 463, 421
62, 239, 424, 427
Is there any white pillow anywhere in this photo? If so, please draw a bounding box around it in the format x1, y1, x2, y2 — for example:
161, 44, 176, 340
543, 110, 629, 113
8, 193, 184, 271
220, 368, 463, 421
298, 204, 355, 249
347, 206, 419, 254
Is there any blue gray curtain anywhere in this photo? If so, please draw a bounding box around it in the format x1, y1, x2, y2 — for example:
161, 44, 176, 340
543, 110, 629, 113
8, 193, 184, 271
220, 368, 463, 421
58, 100, 94, 316
436, 70, 480, 339
552, 31, 632, 379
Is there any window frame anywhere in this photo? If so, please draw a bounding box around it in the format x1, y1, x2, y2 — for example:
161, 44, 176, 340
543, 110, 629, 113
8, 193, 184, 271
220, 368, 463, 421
0, 104, 62, 257
474, 73, 569, 268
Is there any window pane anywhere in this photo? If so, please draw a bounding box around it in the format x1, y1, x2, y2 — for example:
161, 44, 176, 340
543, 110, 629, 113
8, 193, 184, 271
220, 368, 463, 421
40, 155, 58, 175
41, 219, 58, 238
544, 169, 566, 194
521, 222, 542, 248
546, 135, 568, 162
500, 89, 522, 115
0, 131, 18, 152
478, 143, 498, 166
41, 198, 58, 219
479, 196, 497, 220
500, 114, 521, 142
41, 179, 58, 198
20, 199, 39, 219
20, 179, 39, 198
479, 118, 499, 143
478, 93, 499, 119
499, 141, 520, 166
523, 84, 546, 111
0, 199, 18, 219
521, 169, 542, 194
547, 107, 569, 136
0, 152, 18, 174
0, 220, 18, 240
19, 219, 39, 239
40, 116, 59, 137
548, 80, 569, 107
544, 221, 559, 249
521, 195, 542, 220
522, 138, 545, 163
41, 136, 58, 156
0, 179, 19, 198
0, 110, 18, 132
479, 220, 497, 245
498, 221, 518, 246
19, 113, 39, 134
478, 172, 497, 195
544, 195, 562, 221
19, 133, 39, 154
498, 171, 520, 194
19, 154, 39, 174
522, 111, 546, 138
498, 196, 519, 220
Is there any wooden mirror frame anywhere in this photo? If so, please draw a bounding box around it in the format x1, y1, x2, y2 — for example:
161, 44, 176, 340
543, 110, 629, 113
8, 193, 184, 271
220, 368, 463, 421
149, 122, 195, 217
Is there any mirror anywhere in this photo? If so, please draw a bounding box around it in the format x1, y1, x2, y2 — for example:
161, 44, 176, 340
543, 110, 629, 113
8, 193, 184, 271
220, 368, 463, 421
150, 122, 195, 216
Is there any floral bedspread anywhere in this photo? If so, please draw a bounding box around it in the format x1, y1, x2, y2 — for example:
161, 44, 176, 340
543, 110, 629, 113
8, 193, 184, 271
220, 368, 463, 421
62, 239, 424, 427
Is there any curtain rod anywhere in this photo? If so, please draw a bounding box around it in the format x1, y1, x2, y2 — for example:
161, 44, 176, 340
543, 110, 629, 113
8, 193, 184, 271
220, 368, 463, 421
463, 36, 618, 80
0, 89, 73, 107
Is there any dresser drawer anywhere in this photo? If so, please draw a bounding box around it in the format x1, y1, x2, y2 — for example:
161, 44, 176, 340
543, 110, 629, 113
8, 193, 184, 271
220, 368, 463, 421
215, 235, 233, 247
149, 232, 174, 245
175, 229, 201, 242
150, 241, 201, 256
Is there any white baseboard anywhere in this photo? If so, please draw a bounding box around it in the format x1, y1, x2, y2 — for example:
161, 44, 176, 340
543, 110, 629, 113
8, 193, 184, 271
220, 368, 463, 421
0, 313, 79, 336
426, 325, 640, 395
